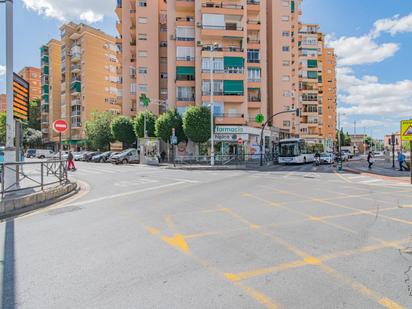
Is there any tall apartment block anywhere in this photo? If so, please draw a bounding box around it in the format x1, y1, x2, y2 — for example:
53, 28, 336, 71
18, 67, 41, 102
40, 39, 62, 144
117, 0, 268, 127
58, 22, 122, 146
0, 94, 5, 111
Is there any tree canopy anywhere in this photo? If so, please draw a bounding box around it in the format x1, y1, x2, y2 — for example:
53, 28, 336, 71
28, 98, 41, 130
111, 116, 136, 147
183, 106, 211, 144
134, 110, 156, 138
85, 111, 115, 151
155, 109, 186, 143
0, 112, 6, 145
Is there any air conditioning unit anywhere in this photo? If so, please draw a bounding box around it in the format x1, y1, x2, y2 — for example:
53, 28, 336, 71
170, 34, 176, 40
196, 22, 202, 28
197, 40, 203, 46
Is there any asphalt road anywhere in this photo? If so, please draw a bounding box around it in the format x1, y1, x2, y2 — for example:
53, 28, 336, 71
1, 161, 412, 308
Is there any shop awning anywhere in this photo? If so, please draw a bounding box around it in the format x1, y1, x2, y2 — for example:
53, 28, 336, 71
224, 57, 244, 68
176, 66, 195, 75
224, 80, 244, 94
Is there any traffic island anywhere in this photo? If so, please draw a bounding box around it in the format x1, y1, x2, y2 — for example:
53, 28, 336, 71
0, 181, 78, 219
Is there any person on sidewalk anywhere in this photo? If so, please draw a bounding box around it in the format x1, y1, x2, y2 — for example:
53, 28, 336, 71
67, 151, 76, 171
367, 151, 374, 169
398, 151, 407, 171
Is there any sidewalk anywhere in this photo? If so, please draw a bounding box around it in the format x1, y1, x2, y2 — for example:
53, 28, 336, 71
344, 158, 410, 181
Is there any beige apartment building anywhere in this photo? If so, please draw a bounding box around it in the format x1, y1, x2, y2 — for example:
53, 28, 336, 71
116, 0, 336, 151
40, 39, 62, 144
18, 67, 41, 102
41, 23, 122, 149
0, 94, 5, 112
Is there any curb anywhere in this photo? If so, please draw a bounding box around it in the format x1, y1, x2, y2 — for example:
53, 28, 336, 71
0, 182, 78, 219
343, 167, 410, 184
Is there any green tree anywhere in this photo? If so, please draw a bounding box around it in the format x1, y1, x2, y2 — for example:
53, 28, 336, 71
0, 112, 6, 145
111, 116, 136, 147
23, 128, 42, 148
134, 110, 156, 138
28, 98, 41, 130
155, 109, 186, 143
85, 111, 115, 151
183, 106, 211, 144
343, 132, 351, 146
336, 129, 351, 146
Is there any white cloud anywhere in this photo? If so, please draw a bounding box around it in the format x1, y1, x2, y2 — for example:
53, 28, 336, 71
327, 35, 399, 66
372, 13, 412, 37
337, 68, 412, 117
0, 65, 5, 76
22, 0, 115, 23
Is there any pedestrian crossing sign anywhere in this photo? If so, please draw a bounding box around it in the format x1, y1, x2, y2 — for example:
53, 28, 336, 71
400, 119, 412, 141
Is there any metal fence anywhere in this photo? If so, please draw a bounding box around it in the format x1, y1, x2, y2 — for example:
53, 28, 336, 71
1, 159, 68, 198
174, 154, 275, 166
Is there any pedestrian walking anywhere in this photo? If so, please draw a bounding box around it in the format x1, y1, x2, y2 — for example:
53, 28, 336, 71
367, 151, 374, 169
397, 151, 407, 171
67, 151, 76, 171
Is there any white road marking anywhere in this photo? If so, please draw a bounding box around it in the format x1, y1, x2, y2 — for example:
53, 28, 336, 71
70, 181, 187, 206
348, 175, 367, 179
359, 179, 382, 184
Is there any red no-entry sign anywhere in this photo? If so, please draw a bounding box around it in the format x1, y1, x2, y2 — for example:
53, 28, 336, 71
52, 119, 68, 133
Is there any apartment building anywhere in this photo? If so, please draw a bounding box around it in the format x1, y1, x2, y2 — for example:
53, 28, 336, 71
321, 47, 337, 148
58, 22, 122, 147
18, 67, 41, 102
40, 39, 62, 144
0, 94, 5, 111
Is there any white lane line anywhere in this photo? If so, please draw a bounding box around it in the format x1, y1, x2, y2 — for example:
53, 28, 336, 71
359, 179, 383, 184
70, 181, 187, 206
170, 178, 201, 184
348, 175, 367, 179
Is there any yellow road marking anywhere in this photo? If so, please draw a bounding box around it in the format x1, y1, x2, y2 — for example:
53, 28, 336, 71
379, 297, 406, 309
234, 281, 280, 309
161, 234, 189, 253
334, 171, 353, 183
144, 226, 160, 235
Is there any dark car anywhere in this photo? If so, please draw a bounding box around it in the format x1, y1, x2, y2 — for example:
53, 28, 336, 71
91, 151, 112, 163
26, 149, 36, 158
83, 151, 100, 162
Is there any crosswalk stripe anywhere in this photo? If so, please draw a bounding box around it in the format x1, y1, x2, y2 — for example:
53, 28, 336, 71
359, 179, 382, 183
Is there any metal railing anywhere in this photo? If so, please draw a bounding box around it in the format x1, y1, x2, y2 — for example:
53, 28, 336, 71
1, 160, 69, 199
174, 154, 275, 166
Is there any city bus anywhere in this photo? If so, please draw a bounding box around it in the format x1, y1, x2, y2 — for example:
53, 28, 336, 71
278, 138, 316, 164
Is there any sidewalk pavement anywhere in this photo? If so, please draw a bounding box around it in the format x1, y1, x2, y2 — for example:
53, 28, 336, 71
344, 157, 410, 180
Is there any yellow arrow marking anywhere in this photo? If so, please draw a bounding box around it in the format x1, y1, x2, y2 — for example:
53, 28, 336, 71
162, 234, 189, 253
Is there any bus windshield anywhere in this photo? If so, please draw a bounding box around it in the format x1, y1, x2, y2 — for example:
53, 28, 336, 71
279, 142, 300, 157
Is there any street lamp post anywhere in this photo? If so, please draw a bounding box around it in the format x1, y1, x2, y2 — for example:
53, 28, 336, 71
210, 43, 218, 166
2, 0, 17, 191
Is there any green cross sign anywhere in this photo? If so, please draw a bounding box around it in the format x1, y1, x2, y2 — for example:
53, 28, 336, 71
255, 114, 264, 124
139, 94, 150, 107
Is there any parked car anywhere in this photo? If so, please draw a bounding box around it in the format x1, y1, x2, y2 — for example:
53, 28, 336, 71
341, 149, 353, 159
110, 149, 139, 164
320, 152, 334, 164
73, 151, 85, 161
340, 151, 349, 161
36, 149, 55, 159
52, 151, 69, 160
25, 149, 37, 158
91, 151, 112, 163
83, 151, 100, 162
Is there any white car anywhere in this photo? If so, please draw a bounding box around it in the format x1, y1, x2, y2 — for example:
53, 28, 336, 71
320, 153, 334, 164
52, 151, 69, 160
36, 149, 55, 159
73, 152, 85, 161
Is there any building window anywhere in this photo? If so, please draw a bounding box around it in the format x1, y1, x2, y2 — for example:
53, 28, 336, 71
247, 68, 261, 82
160, 88, 168, 95
202, 80, 224, 96
138, 0, 147, 7
176, 26, 195, 41
247, 49, 260, 63
138, 50, 148, 57
176, 87, 195, 101
282, 75, 290, 81
283, 91, 291, 97
130, 83, 137, 94
160, 72, 168, 79
282, 31, 290, 37
281, 16, 289, 21
138, 67, 147, 74
138, 17, 147, 24
138, 33, 147, 40
201, 58, 224, 72
160, 41, 167, 47
138, 84, 148, 92
282, 60, 290, 66
283, 121, 291, 127
176, 46, 194, 61
282, 46, 290, 52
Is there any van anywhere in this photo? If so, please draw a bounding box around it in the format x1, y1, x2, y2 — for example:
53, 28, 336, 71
36, 149, 54, 159
110, 148, 139, 164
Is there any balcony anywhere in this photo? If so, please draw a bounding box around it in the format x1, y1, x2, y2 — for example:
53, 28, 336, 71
70, 80, 81, 95
247, 0, 260, 11
201, 2, 244, 16
71, 64, 81, 73
70, 46, 81, 62
215, 113, 246, 125
41, 84, 49, 95
42, 65, 49, 75
176, 0, 195, 11
71, 99, 81, 106
247, 19, 260, 30
202, 25, 244, 38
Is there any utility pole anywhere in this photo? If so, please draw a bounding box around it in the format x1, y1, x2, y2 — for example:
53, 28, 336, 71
210, 43, 217, 166
3, 0, 17, 192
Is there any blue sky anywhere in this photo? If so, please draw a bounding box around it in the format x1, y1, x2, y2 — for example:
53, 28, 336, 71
1, 0, 411, 139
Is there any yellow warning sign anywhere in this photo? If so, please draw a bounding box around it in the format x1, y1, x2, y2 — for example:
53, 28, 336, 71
401, 120, 412, 141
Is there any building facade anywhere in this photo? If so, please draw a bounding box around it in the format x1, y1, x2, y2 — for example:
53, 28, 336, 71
115, 0, 336, 153
18, 67, 41, 102
0, 94, 5, 111
40, 39, 62, 144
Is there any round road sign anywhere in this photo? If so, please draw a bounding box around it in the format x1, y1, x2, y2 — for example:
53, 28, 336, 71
52, 119, 68, 133
237, 137, 243, 145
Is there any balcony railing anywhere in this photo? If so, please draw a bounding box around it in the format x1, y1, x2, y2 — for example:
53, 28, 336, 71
202, 91, 224, 96
203, 25, 243, 31
215, 113, 244, 118
248, 97, 261, 102
202, 3, 243, 9
247, 0, 260, 4
176, 37, 195, 41
202, 46, 243, 52
176, 96, 195, 101
176, 56, 195, 61
247, 38, 260, 44
176, 17, 195, 22
176, 75, 195, 81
